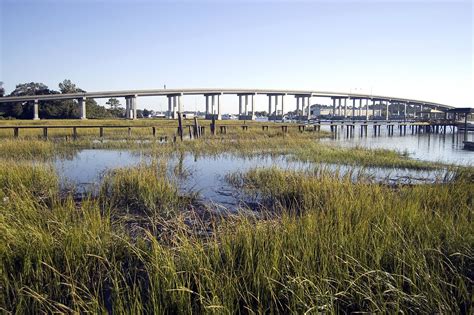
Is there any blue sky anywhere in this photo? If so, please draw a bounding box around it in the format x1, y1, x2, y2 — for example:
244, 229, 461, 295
1, 0, 472, 113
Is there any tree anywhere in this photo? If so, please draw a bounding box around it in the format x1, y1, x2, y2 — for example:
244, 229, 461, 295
105, 98, 124, 118
9, 82, 50, 96
0, 81, 4, 97
0, 79, 122, 119
10, 103, 23, 117
59, 79, 84, 94
2, 82, 55, 119
106, 98, 121, 110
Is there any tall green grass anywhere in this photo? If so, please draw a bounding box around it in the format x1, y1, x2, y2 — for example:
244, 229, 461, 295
99, 162, 195, 217
0, 160, 58, 200
1, 161, 472, 313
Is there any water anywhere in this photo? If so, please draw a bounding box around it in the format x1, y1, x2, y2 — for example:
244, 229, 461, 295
54, 150, 451, 209
319, 125, 473, 166
54, 150, 311, 207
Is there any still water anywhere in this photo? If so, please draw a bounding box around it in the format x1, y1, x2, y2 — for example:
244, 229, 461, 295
319, 125, 473, 166
54, 149, 453, 208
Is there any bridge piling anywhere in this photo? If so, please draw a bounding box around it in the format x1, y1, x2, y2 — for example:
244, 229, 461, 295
33, 100, 39, 120
79, 97, 87, 120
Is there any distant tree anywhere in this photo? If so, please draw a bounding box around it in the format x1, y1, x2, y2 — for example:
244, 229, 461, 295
2, 82, 55, 119
255, 111, 267, 117
0, 79, 120, 119
106, 98, 121, 110
105, 98, 124, 118
10, 103, 24, 117
86, 99, 112, 119
0, 81, 4, 97
59, 79, 84, 94
9, 82, 50, 96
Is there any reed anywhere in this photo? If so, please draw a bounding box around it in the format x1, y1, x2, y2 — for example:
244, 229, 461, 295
1, 162, 472, 313
99, 161, 195, 217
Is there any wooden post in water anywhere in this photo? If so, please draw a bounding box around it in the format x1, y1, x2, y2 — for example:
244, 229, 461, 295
210, 116, 216, 135
464, 113, 468, 141
188, 125, 193, 139
194, 117, 200, 138
177, 112, 183, 141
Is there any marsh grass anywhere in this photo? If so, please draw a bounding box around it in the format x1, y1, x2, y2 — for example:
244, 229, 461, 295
1, 160, 472, 313
99, 161, 196, 218
0, 160, 59, 200
161, 135, 444, 170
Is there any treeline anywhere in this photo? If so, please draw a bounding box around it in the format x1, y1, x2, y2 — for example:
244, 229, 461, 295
0, 80, 126, 119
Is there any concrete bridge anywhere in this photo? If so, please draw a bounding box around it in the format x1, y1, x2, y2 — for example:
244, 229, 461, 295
0, 88, 457, 121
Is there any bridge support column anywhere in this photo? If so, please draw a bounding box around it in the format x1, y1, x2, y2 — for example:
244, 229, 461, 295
385, 101, 389, 120
352, 99, 356, 119
296, 97, 300, 117
238, 94, 255, 120
125, 96, 137, 119
167, 94, 182, 119
404, 103, 407, 121
130, 96, 137, 120
251, 95, 255, 118
332, 98, 336, 117
365, 99, 369, 120
238, 95, 243, 115
211, 95, 216, 116
245, 95, 249, 116
33, 99, 39, 120
343, 98, 347, 118
216, 94, 221, 120
372, 99, 376, 120
78, 97, 86, 119
281, 95, 285, 118
358, 99, 362, 117
268, 95, 272, 120
126, 98, 130, 119
167, 96, 173, 119
205, 95, 209, 115
275, 95, 279, 119
306, 96, 311, 120
177, 95, 182, 114
338, 98, 342, 116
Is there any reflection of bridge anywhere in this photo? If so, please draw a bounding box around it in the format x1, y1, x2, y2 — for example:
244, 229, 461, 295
0, 88, 460, 120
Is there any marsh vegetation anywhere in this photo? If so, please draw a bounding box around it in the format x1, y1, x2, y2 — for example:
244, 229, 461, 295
1, 119, 472, 313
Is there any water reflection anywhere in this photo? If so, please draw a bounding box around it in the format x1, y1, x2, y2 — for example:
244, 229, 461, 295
320, 125, 473, 166
54, 150, 453, 208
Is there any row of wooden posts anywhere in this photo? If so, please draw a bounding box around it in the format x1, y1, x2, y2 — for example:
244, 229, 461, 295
176, 113, 315, 140
2, 114, 462, 141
